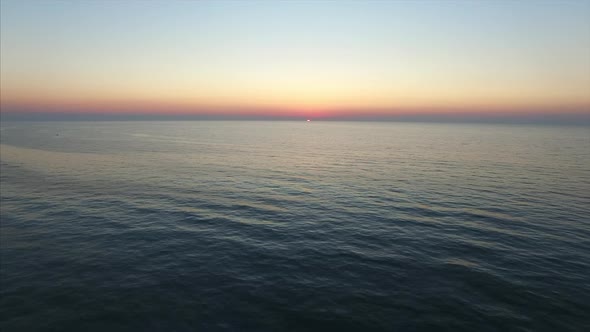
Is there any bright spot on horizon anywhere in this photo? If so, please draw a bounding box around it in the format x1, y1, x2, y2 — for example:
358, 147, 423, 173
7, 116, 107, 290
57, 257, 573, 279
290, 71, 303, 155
307, 119, 311, 122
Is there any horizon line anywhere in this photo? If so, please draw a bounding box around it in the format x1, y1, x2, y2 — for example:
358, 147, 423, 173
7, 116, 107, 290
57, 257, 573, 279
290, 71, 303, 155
2, 111, 589, 125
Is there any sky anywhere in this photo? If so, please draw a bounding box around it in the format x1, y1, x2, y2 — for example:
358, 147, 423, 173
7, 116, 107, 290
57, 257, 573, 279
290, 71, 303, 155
1, 0, 589, 121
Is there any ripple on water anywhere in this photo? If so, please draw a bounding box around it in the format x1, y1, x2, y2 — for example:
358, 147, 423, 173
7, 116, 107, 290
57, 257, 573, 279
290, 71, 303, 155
1, 122, 590, 331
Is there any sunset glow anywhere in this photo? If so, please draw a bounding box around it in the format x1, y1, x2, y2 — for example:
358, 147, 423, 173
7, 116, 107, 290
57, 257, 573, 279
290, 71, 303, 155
1, 0, 589, 121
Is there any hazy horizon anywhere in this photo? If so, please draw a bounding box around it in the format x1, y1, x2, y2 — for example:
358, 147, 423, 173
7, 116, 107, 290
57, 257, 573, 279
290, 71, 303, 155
2, 111, 590, 125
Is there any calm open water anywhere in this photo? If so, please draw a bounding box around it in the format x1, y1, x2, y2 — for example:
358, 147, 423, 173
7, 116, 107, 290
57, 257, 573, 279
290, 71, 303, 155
1, 121, 589, 331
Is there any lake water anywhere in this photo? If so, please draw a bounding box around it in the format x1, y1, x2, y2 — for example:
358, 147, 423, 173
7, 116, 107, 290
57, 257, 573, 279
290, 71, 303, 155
1, 121, 589, 331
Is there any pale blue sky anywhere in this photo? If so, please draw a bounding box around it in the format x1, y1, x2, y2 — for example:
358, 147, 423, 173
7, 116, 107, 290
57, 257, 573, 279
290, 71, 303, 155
1, 0, 589, 118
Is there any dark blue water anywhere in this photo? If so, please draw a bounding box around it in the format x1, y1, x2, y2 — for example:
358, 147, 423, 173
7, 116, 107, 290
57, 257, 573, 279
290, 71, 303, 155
1, 121, 589, 331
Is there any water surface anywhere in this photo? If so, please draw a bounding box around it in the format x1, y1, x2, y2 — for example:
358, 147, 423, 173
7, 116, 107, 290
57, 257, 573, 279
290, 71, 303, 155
1, 121, 589, 331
